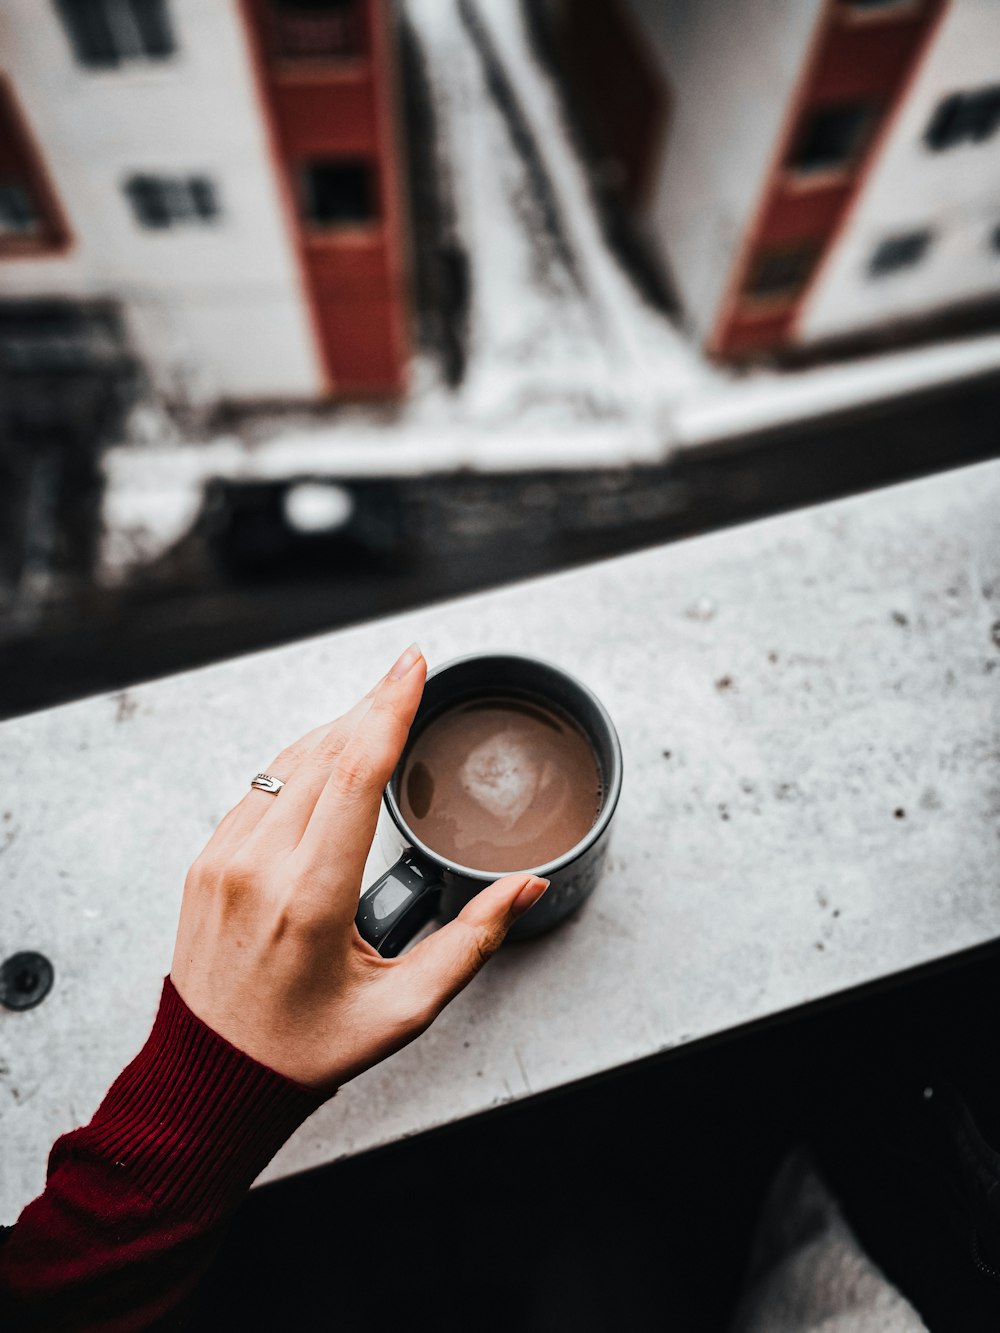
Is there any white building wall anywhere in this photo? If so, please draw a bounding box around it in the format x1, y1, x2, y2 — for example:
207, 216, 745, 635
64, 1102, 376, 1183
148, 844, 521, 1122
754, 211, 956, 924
619, 0, 824, 344
0, 0, 322, 403
800, 0, 1000, 344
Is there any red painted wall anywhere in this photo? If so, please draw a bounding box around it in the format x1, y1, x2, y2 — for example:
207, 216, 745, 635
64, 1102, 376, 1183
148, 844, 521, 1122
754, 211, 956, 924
240, 0, 409, 397
0, 77, 71, 259
712, 0, 947, 360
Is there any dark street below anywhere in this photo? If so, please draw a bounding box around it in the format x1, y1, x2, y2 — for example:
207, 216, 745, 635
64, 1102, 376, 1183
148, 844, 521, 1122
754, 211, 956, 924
2, 366, 998, 720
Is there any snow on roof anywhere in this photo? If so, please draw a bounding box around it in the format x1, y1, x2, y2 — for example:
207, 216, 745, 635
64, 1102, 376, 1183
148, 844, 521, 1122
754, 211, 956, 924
97, 0, 1000, 580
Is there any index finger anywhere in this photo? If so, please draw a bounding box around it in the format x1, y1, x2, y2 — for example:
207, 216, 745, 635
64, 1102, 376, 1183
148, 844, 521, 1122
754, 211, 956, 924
294, 645, 426, 899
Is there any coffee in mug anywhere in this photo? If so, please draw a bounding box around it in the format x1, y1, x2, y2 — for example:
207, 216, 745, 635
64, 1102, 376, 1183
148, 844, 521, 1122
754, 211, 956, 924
399, 695, 602, 873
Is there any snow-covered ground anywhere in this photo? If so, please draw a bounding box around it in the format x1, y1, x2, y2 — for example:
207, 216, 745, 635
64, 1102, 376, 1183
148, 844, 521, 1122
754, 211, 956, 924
98, 0, 1000, 582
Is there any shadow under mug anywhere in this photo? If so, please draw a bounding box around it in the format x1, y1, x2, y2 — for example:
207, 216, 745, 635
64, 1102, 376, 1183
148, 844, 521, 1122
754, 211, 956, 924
355, 653, 623, 957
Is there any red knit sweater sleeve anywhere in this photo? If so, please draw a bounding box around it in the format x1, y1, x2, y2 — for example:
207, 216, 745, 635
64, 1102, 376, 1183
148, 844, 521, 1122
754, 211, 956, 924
0, 977, 327, 1332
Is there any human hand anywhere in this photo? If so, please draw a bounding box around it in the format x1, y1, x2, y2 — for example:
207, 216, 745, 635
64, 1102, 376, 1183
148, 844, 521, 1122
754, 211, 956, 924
170, 646, 549, 1092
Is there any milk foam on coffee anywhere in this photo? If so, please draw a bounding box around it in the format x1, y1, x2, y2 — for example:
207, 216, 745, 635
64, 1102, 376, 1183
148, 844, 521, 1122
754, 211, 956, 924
399, 696, 601, 872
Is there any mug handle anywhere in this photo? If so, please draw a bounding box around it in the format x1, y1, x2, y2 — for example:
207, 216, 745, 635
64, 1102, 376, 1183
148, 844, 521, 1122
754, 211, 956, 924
355, 850, 444, 958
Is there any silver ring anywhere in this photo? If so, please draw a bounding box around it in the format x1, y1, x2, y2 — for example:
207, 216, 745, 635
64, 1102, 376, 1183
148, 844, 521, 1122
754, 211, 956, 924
251, 772, 285, 795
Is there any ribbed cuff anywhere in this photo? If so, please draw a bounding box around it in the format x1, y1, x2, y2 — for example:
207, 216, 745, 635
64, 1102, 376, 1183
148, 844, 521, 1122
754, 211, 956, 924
78, 976, 327, 1226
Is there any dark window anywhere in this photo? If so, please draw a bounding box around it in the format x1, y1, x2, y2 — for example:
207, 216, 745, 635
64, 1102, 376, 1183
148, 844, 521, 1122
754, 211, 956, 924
187, 178, 219, 221
0, 181, 40, 236
54, 0, 174, 68
301, 160, 377, 227
787, 103, 876, 175
925, 86, 1000, 150
123, 175, 219, 229
869, 229, 932, 276
743, 244, 820, 301
266, 0, 363, 59
989, 224, 1000, 256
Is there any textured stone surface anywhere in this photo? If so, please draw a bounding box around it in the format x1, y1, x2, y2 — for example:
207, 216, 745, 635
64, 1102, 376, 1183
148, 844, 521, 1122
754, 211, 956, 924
1, 460, 998, 1222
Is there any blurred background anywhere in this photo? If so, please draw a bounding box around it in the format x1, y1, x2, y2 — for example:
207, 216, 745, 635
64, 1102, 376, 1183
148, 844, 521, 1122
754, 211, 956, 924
1, 0, 999, 719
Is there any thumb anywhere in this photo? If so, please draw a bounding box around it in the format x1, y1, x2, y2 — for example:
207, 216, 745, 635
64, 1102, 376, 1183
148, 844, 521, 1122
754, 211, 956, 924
400, 872, 550, 1011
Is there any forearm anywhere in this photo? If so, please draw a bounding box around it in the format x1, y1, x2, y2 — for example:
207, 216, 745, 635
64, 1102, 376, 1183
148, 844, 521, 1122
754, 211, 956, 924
0, 978, 325, 1332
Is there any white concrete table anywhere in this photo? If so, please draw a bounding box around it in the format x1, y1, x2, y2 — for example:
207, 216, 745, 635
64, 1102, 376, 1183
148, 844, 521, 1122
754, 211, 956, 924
2, 460, 998, 1223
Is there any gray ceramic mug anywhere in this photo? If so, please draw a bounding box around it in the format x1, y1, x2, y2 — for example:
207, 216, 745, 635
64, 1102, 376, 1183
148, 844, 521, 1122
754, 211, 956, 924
355, 653, 623, 956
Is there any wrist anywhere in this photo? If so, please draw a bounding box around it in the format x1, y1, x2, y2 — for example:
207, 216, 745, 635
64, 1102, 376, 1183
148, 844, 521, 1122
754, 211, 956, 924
71, 976, 327, 1226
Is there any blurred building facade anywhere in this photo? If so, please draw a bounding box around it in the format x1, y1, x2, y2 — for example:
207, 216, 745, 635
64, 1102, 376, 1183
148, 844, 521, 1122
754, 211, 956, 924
0, 0, 409, 408
547, 0, 1000, 361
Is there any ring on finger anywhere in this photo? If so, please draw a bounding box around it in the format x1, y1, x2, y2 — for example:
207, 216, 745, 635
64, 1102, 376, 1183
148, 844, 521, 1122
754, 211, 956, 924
250, 772, 286, 795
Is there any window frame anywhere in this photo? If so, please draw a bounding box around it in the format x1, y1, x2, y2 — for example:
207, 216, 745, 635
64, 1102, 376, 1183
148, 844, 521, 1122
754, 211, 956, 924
739, 242, 822, 310
0, 181, 43, 238
0, 80, 71, 259
53, 0, 176, 70
122, 173, 221, 230
868, 228, 934, 278
837, 0, 925, 24
297, 157, 381, 233
924, 86, 1000, 152
262, 0, 366, 64
784, 101, 880, 182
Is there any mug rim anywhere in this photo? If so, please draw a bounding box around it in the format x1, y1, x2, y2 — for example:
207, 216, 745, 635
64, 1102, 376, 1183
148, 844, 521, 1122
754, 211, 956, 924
382, 652, 623, 881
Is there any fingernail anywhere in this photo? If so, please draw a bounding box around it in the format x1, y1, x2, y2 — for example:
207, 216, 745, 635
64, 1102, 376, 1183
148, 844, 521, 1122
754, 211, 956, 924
510, 876, 550, 919
388, 644, 423, 681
